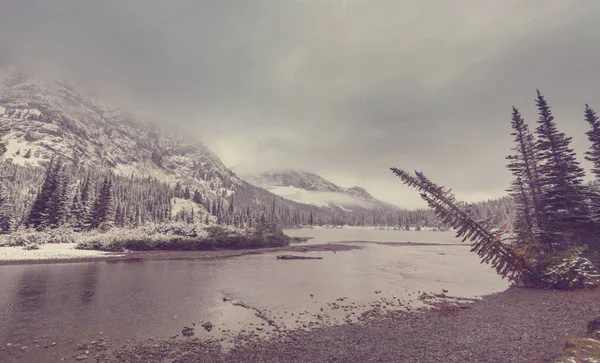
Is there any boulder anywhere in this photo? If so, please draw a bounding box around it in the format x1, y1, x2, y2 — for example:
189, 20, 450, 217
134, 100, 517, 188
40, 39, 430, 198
182, 327, 195, 337
201, 321, 213, 332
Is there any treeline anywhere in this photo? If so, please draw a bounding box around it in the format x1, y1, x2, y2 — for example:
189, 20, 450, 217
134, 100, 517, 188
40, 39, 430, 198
507, 90, 600, 253
0, 157, 514, 234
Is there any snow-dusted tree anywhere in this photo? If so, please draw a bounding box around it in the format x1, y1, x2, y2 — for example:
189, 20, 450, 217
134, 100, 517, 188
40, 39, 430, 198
89, 177, 114, 229
0, 182, 13, 234
506, 107, 543, 247
45, 164, 70, 228
584, 104, 600, 180
582, 104, 600, 233
0, 121, 8, 156
26, 158, 63, 230
534, 90, 592, 248
391, 168, 533, 282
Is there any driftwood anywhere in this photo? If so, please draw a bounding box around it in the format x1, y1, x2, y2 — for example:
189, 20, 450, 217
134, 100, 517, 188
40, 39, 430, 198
276, 255, 323, 260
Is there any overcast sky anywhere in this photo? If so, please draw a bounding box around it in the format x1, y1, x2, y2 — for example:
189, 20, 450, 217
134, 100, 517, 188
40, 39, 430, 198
2, 1, 600, 208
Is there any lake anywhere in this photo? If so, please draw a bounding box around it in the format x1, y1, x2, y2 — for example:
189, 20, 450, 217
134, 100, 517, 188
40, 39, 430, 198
0, 227, 509, 362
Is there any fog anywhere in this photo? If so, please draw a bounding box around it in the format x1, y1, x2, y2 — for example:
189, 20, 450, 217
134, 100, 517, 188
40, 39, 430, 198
2, 1, 600, 207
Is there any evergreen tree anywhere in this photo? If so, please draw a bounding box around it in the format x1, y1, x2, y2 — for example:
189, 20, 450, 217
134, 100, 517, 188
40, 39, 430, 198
89, 177, 114, 229
26, 158, 62, 230
534, 90, 591, 248
0, 182, 13, 234
583, 104, 600, 233
0, 122, 8, 156
506, 107, 543, 246
0, 123, 13, 233
584, 104, 600, 180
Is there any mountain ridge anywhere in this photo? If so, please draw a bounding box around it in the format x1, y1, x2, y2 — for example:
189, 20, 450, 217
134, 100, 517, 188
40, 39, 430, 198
243, 169, 397, 211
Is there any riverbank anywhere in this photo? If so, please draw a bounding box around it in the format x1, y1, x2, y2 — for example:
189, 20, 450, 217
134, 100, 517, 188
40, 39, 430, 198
0, 242, 360, 266
101, 287, 600, 362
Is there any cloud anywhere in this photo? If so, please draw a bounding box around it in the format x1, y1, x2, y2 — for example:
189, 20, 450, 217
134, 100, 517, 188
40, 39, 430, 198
1, 0, 599, 207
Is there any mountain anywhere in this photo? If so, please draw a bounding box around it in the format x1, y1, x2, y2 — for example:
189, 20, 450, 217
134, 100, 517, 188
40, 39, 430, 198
0, 66, 410, 228
0, 66, 513, 230
244, 170, 396, 211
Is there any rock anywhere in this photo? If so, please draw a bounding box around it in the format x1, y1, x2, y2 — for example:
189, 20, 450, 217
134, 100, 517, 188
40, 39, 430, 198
33, 340, 38, 344
223, 297, 230, 302
182, 327, 195, 337
443, 289, 449, 293
170, 334, 178, 339
231, 300, 243, 306
201, 321, 213, 332
6, 343, 12, 347
51, 342, 57, 346
434, 293, 446, 298
276, 255, 323, 260
75, 354, 87, 361
20, 346, 28, 351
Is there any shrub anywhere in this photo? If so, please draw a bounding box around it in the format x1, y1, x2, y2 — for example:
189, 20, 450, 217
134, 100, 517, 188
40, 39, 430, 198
536, 247, 598, 289
74, 224, 291, 252
22, 243, 40, 250
587, 315, 600, 335
4, 227, 75, 246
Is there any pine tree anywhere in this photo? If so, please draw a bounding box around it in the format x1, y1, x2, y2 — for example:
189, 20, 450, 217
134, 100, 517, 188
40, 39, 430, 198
89, 177, 114, 229
506, 107, 543, 247
0, 123, 13, 233
45, 164, 69, 228
583, 104, 600, 234
534, 90, 592, 248
584, 104, 600, 180
26, 158, 62, 230
0, 182, 13, 234
391, 168, 533, 282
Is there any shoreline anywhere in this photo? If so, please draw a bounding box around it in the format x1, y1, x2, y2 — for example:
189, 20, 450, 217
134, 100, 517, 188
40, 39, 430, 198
103, 287, 600, 362
0, 242, 361, 266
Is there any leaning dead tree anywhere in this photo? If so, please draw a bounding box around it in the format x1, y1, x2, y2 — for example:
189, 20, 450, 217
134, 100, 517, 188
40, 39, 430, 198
391, 168, 534, 282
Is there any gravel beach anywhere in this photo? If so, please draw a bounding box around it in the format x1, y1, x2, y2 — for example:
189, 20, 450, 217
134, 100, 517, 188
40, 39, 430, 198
106, 287, 600, 363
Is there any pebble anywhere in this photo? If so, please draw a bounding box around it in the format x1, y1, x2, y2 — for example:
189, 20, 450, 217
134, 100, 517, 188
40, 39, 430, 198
52, 342, 57, 346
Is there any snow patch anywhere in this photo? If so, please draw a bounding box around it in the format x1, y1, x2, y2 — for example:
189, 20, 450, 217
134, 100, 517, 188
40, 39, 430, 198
268, 186, 373, 208
0, 243, 118, 262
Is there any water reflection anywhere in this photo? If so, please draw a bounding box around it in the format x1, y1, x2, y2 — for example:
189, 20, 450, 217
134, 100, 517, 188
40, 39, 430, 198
80, 264, 97, 305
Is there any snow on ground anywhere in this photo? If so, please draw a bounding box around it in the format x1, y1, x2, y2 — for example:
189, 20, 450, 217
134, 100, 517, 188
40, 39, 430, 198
0, 243, 120, 262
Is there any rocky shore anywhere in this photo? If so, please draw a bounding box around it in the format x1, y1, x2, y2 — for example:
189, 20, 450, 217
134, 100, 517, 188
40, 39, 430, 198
110, 287, 600, 363
2, 287, 589, 362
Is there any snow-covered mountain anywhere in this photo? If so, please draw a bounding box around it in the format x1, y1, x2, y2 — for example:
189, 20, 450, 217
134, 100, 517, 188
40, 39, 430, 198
244, 170, 396, 211
0, 65, 240, 202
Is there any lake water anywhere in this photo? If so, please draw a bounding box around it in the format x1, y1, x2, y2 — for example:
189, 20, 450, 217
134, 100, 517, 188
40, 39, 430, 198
0, 228, 509, 362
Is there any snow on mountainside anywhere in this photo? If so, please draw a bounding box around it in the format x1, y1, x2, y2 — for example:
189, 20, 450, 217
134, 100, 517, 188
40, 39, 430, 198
244, 170, 396, 210
0, 65, 240, 208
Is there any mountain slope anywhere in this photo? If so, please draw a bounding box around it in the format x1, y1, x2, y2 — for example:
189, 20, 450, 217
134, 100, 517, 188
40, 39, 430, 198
244, 170, 396, 211
0, 65, 240, 201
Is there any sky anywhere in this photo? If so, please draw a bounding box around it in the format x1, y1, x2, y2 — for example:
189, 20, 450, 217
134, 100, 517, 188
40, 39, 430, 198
2, 1, 600, 208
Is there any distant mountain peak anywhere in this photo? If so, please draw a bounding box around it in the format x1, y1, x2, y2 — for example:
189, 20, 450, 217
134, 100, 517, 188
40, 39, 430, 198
243, 169, 395, 211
